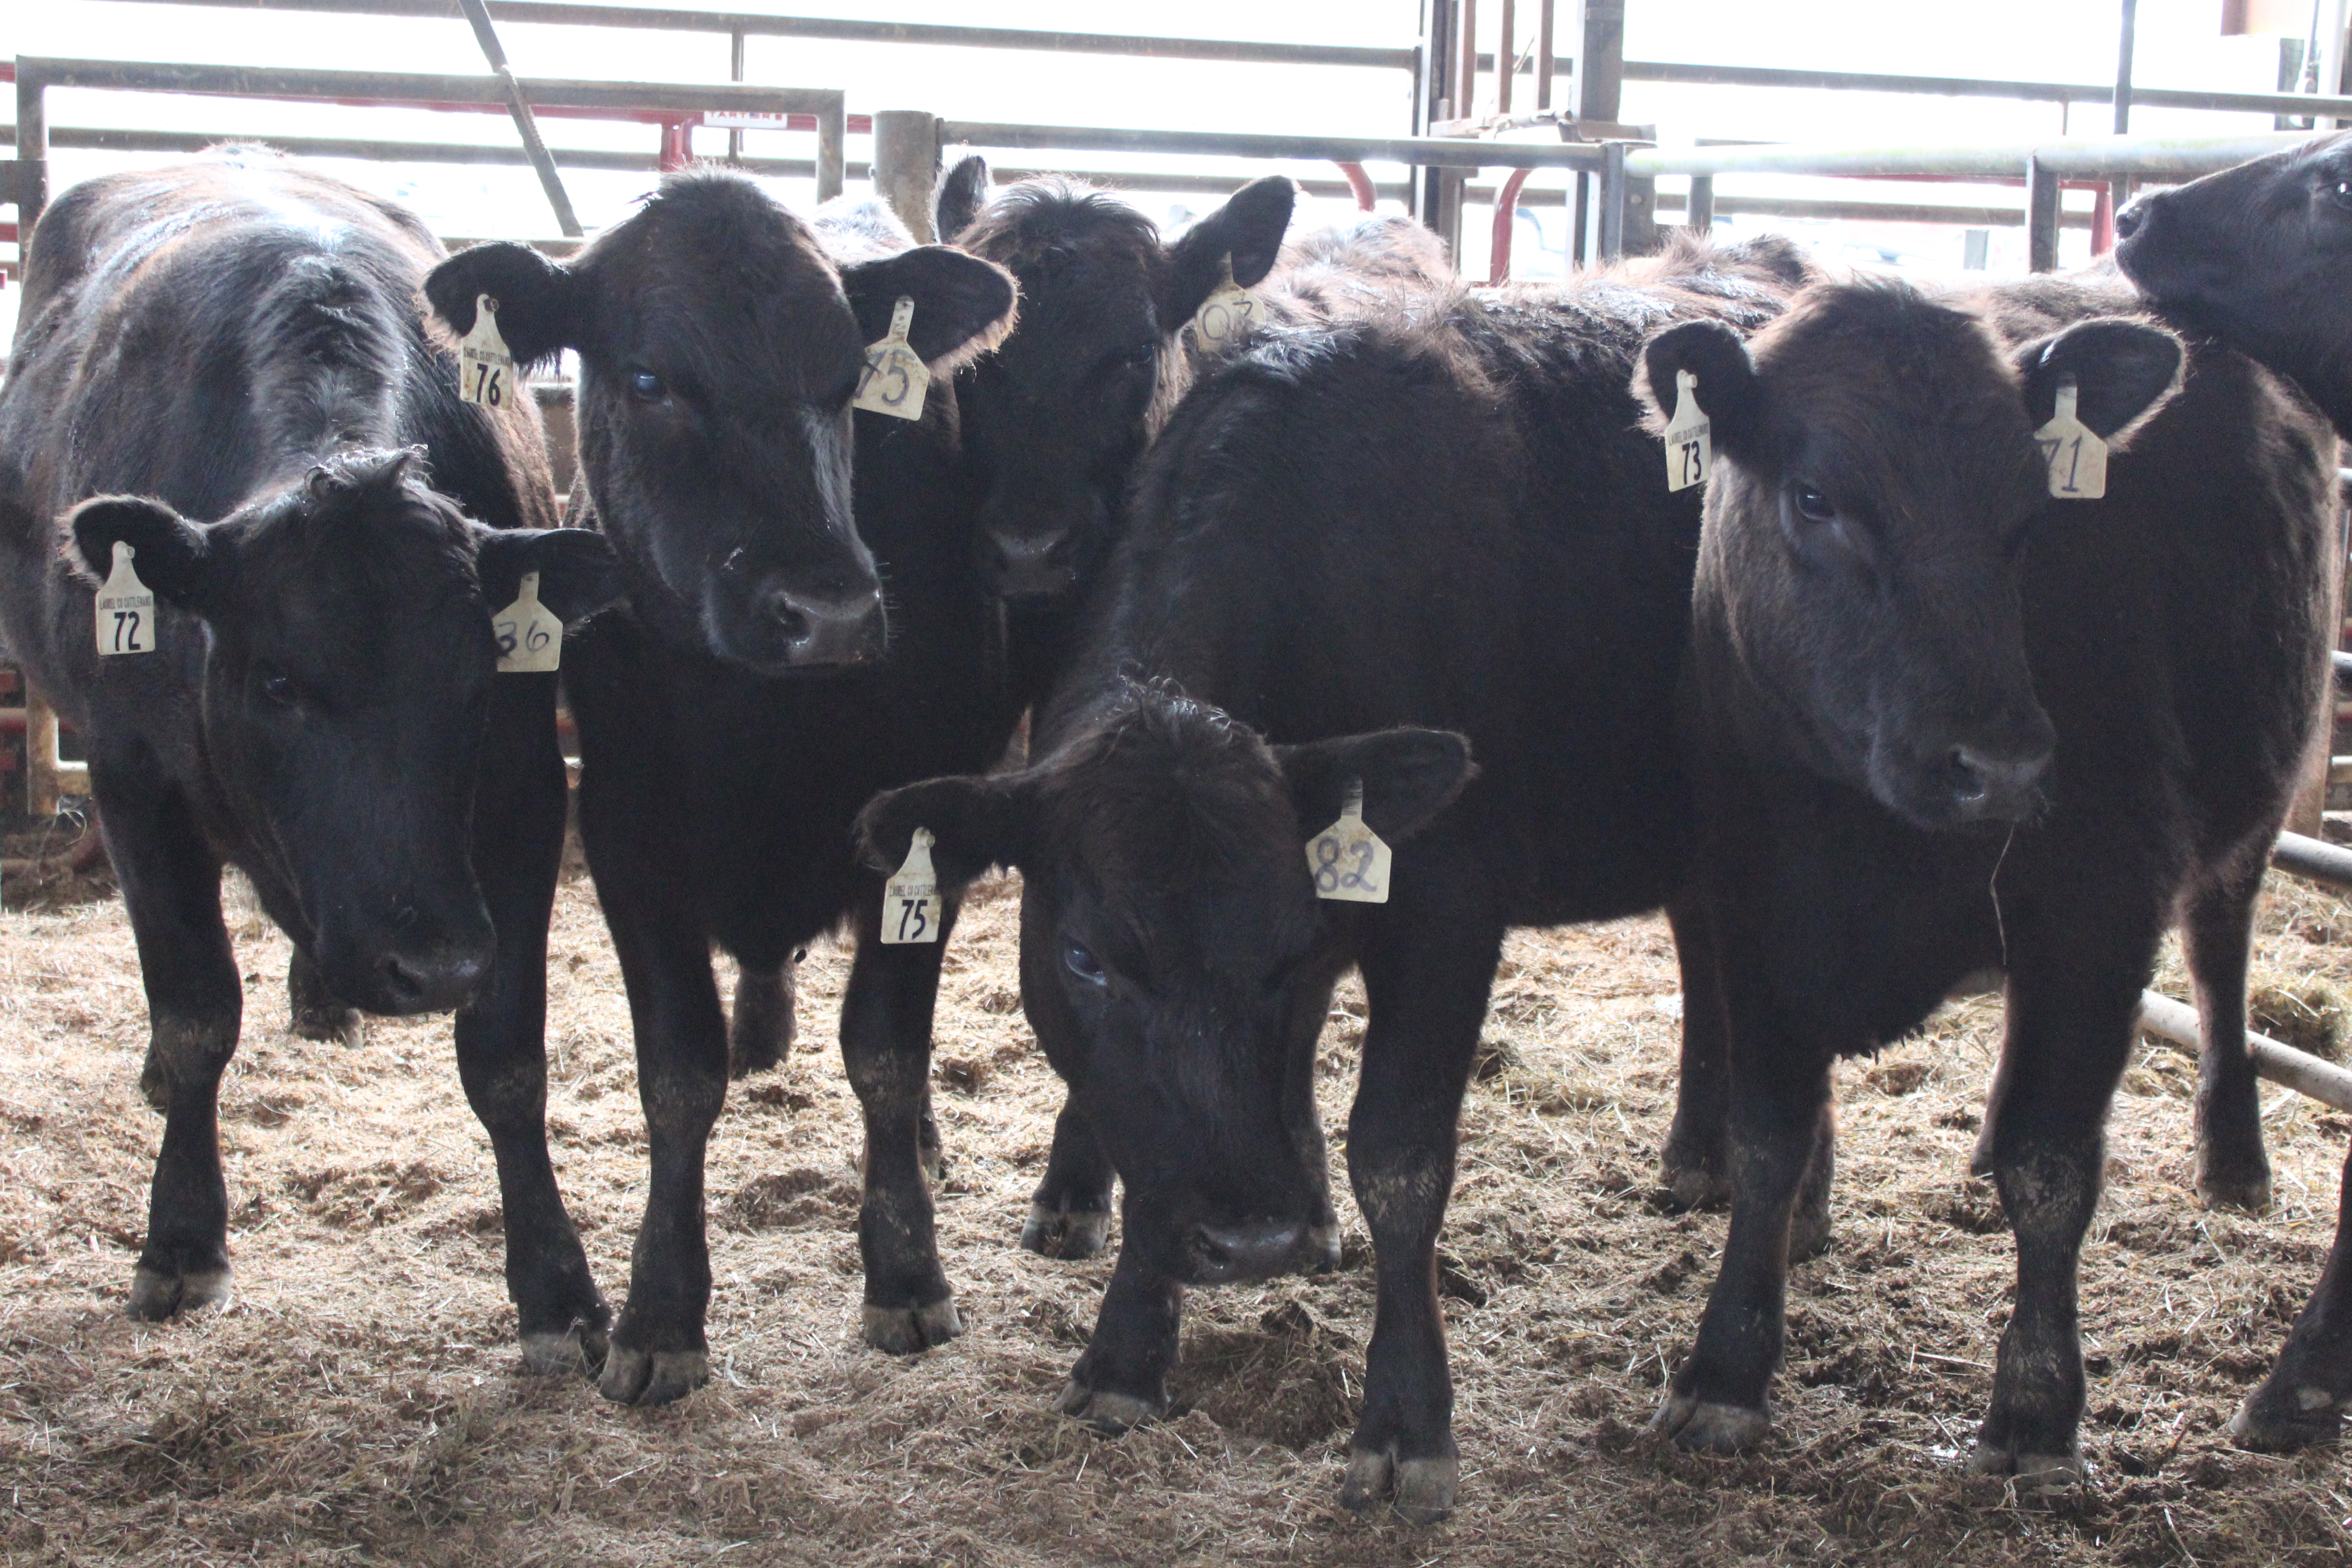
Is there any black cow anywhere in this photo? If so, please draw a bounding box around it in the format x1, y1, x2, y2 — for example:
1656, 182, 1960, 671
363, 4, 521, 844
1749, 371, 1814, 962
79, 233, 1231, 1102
1638, 275, 2339, 1475
858, 236, 1813, 1523
0, 151, 616, 1320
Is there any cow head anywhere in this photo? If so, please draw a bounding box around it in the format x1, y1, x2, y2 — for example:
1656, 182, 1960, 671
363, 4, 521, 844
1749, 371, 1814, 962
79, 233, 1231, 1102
941, 163, 1296, 600
1638, 283, 2181, 828
68, 448, 621, 1014
859, 683, 1472, 1283
426, 170, 1014, 674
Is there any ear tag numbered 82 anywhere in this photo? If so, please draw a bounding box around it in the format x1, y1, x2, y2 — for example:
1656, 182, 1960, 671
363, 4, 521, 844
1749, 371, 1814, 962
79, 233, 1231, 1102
853, 296, 931, 421
2034, 376, 2107, 500
95, 540, 156, 657
1189, 252, 1259, 353
457, 294, 514, 409
492, 570, 564, 673
1663, 368, 1711, 493
1306, 779, 1391, 904
883, 826, 942, 944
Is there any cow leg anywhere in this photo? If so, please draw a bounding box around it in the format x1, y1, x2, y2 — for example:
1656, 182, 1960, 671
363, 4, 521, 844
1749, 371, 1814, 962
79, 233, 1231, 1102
286, 948, 360, 1044
1661, 895, 1733, 1210
727, 960, 795, 1079
1022, 1098, 1116, 1259
1058, 1220, 1185, 1430
2184, 852, 2272, 1211
2232, 1142, 2352, 1449
843, 877, 964, 1353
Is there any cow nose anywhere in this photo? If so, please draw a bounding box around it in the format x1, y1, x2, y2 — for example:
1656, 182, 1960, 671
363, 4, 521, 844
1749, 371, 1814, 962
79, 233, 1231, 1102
986, 529, 1074, 599
763, 582, 885, 667
373, 941, 492, 1014
2114, 197, 2149, 243
1950, 742, 2051, 822
1185, 1219, 1306, 1284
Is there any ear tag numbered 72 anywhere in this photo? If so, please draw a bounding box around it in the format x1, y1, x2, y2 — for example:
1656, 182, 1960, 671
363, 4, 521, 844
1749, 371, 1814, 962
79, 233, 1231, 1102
1663, 368, 1712, 493
2034, 376, 2107, 500
1189, 252, 1259, 353
1305, 779, 1392, 904
853, 296, 931, 421
95, 540, 156, 657
492, 570, 564, 673
457, 293, 513, 409
883, 826, 942, 944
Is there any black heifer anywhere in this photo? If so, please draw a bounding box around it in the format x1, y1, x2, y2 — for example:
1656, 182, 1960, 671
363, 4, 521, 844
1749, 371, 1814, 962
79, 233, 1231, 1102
858, 237, 1813, 1523
1639, 277, 2341, 1474
430, 175, 1021, 1404
0, 152, 615, 1321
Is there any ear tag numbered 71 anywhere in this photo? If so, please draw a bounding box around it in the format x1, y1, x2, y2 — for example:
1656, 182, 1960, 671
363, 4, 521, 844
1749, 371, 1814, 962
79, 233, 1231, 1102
95, 540, 156, 657
492, 570, 564, 673
2034, 376, 2107, 500
1663, 368, 1712, 493
457, 294, 513, 409
1189, 253, 1259, 353
1305, 780, 1392, 904
883, 827, 942, 944
853, 296, 931, 421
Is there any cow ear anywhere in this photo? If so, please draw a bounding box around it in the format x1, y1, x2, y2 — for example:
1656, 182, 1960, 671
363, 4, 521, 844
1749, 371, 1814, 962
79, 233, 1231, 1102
1637, 318, 1763, 455
473, 526, 625, 625
936, 154, 991, 245
425, 241, 579, 367
857, 773, 1032, 888
840, 246, 1019, 369
67, 496, 217, 612
2015, 318, 2184, 446
1276, 728, 1476, 847
1163, 175, 1297, 323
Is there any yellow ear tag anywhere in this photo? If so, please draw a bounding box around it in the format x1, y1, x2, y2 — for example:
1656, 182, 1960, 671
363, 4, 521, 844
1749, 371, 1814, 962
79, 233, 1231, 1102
882, 826, 942, 944
2034, 376, 2108, 500
95, 540, 157, 657
492, 570, 564, 673
853, 296, 931, 421
1663, 368, 1712, 493
1189, 253, 1259, 353
457, 293, 514, 409
1305, 779, 1392, 904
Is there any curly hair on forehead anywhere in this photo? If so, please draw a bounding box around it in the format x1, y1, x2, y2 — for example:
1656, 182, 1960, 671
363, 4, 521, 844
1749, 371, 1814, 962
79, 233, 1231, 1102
955, 178, 1165, 274
237, 446, 479, 601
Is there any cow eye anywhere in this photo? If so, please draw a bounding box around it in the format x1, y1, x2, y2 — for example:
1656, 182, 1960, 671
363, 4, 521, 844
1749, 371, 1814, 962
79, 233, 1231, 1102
260, 672, 299, 708
628, 370, 666, 401
2332, 179, 2352, 210
1792, 483, 1837, 523
1063, 939, 1107, 986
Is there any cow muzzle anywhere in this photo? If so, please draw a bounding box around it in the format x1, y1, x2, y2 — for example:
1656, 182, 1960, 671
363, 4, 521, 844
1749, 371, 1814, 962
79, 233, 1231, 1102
1180, 1217, 1309, 1285
1948, 740, 2052, 823
985, 528, 1078, 600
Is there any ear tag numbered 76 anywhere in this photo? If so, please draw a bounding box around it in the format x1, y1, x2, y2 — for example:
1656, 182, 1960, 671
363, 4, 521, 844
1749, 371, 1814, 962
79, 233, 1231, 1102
1663, 368, 1712, 493
853, 296, 931, 421
95, 540, 156, 657
492, 570, 564, 674
1306, 780, 1392, 904
883, 827, 942, 944
457, 293, 513, 409
2034, 376, 2107, 500
1189, 253, 1259, 353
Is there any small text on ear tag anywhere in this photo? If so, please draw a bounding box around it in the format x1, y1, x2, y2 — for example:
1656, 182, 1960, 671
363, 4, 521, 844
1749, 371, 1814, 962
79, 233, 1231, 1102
2034, 376, 2108, 500
853, 296, 931, 421
493, 570, 564, 673
1663, 368, 1711, 493
883, 827, 942, 944
458, 294, 514, 409
1189, 253, 1259, 353
95, 540, 156, 657
1306, 779, 1392, 904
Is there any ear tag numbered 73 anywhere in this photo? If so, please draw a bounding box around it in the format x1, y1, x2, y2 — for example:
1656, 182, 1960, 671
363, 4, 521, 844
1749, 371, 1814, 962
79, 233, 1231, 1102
883, 827, 942, 944
492, 570, 564, 673
95, 540, 156, 657
1189, 253, 1259, 353
853, 296, 931, 421
457, 294, 513, 409
2034, 376, 2107, 500
1305, 779, 1392, 904
1663, 368, 1712, 493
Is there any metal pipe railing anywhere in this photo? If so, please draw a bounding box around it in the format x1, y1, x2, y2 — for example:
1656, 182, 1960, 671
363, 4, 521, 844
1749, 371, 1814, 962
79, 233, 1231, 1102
936, 120, 1611, 172
1626, 131, 2315, 181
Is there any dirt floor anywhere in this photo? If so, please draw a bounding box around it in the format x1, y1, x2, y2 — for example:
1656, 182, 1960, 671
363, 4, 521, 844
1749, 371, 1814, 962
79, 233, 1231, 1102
0, 844, 2344, 1568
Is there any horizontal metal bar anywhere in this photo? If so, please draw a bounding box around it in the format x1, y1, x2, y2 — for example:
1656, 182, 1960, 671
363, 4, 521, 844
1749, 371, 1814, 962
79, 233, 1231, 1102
2138, 988, 2352, 1113
941, 121, 1612, 170
1628, 132, 2314, 181
2274, 829, 2352, 892
1625, 59, 2352, 119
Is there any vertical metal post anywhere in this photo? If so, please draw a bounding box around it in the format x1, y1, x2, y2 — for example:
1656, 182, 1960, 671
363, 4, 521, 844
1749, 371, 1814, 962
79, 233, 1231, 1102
1580, 140, 1627, 265
456, 0, 583, 237
1413, 0, 1465, 257
2026, 156, 2061, 273
2110, 0, 2138, 221
872, 111, 942, 244
1535, 0, 1555, 110
1574, 0, 1625, 122
15, 71, 46, 235
1497, 0, 1515, 116
815, 96, 847, 203
1686, 173, 1714, 234
26, 690, 64, 818
727, 27, 745, 165
1457, 0, 1479, 120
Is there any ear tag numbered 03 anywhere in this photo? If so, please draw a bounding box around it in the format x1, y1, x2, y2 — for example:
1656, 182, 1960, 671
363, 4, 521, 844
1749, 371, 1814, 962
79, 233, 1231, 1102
883, 826, 942, 944
94, 540, 156, 657
1188, 253, 1259, 353
2034, 375, 2107, 500
457, 293, 513, 409
853, 295, 930, 421
492, 570, 564, 674
1306, 779, 1392, 904
1663, 368, 1711, 493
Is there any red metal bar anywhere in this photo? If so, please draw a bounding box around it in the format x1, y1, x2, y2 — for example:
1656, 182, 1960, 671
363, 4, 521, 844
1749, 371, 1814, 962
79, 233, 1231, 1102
1336, 161, 1377, 211
658, 117, 694, 170
2090, 181, 2115, 253
1489, 164, 1532, 283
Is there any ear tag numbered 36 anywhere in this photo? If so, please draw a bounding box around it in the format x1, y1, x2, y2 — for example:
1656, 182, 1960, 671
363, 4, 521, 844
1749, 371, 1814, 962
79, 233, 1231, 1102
95, 540, 156, 657
457, 293, 514, 409
1663, 368, 1712, 493
1188, 253, 1259, 353
853, 296, 931, 421
2034, 376, 2107, 500
492, 570, 564, 673
1306, 780, 1392, 904
883, 826, 942, 944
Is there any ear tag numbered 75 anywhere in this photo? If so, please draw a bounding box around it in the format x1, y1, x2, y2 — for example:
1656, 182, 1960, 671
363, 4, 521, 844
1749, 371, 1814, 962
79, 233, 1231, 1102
1663, 368, 1712, 493
883, 826, 942, 944
1189, 252, 1259, 353
2034, 376, 2107, 500
853, 296, 931, 421
457, 294, 513, 409
95, 540, 156, 657
492, 570, 564, 673
1306, 779, 1392, 904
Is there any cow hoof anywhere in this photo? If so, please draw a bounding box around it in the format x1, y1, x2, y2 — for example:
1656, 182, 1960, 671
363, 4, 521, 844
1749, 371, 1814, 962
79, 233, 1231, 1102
2195, 1166, 2273, 1215
127, 1263, 232, 1321
1339, 1446, 1457, 1525
597, 1345, 708, 1406
290, 1003, 363, 1045
1788, 1204, 1833, 1262
862, 1298, 963, 1355
1303, 1220, 1343, 1274
520, 1323, 609, 1377
1652, 1393, 1769, 1453
1968, 1442, 2082, 1486
1660, 1157, 1732, 1211
1021, 1203, 1111, 1260
1055, 1379, 1161, 1434
2229, 1387, 2345, 1451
